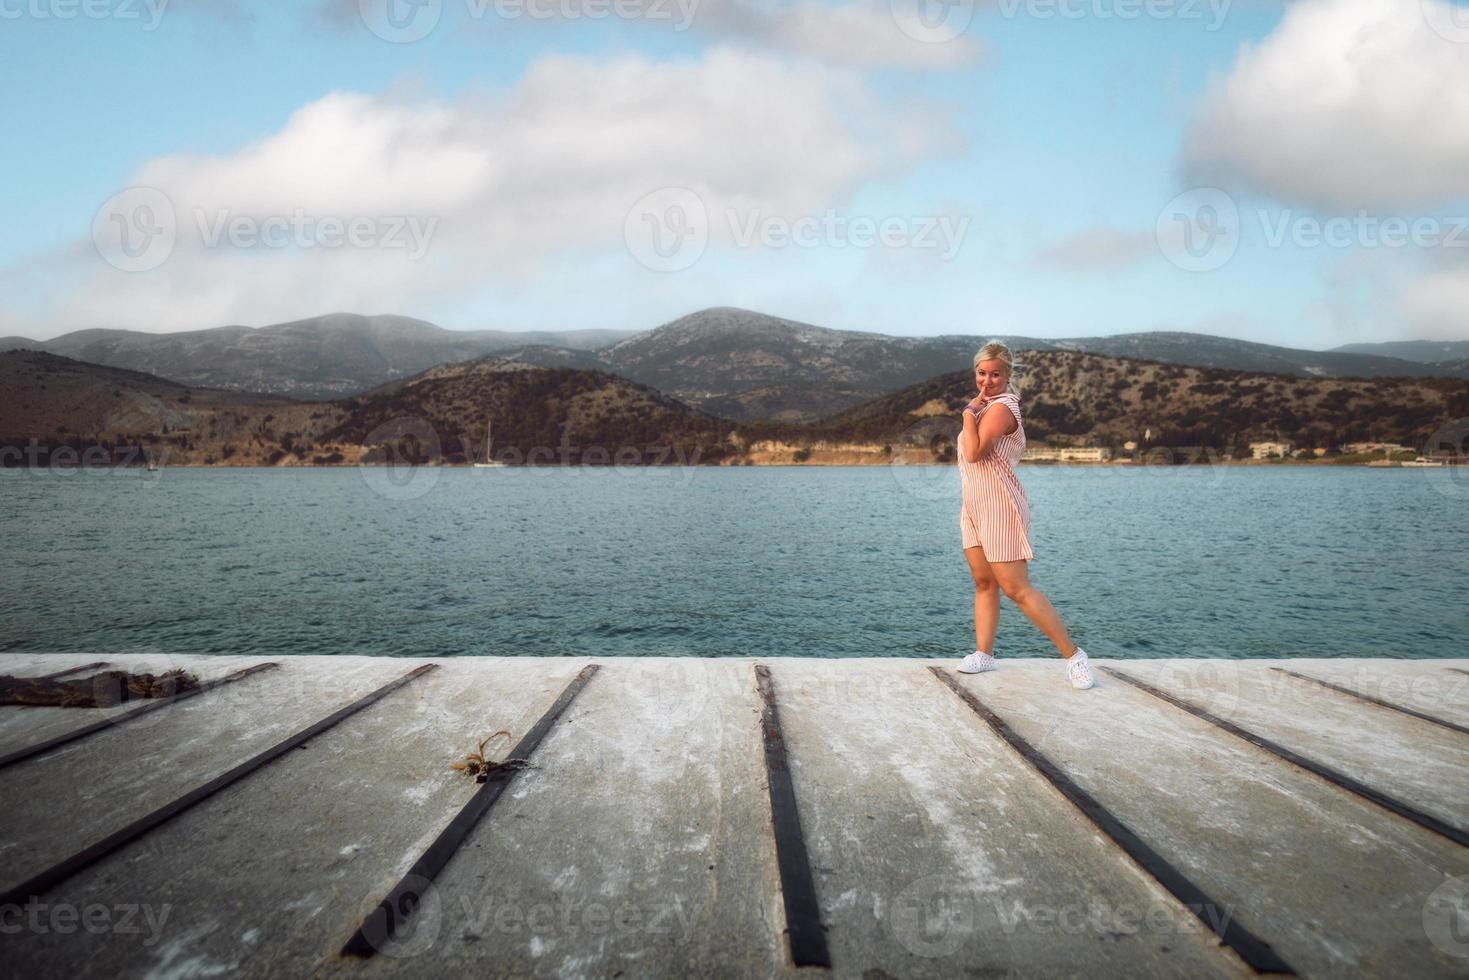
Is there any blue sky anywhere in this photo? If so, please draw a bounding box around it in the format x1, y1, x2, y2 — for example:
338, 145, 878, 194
2, 0, 1467, 346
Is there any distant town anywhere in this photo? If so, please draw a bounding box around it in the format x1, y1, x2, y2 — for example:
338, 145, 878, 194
1020, 439, 1456, 466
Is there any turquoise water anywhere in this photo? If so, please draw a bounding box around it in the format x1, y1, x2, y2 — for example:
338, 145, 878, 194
1, 465, 1464, 659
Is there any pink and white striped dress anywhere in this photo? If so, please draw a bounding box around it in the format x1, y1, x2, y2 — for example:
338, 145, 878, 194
957, 391, 1034, 561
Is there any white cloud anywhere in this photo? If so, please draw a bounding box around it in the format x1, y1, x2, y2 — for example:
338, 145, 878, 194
8, 46, 958, 336
695, 0, 985, 69
1183, 0, 1469, 209
314, 0, 983, 70
1030, 224, 1154, 273
1398, 267, 1469, 339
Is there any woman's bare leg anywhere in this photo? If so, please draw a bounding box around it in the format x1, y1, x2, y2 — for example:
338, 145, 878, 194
989, 558, 1080, 658
963, 546, 1000, 653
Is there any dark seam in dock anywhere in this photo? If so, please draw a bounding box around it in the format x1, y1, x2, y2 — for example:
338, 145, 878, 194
753, 664, 832, 970
0, 662, 282, 771
1271, 668, 1469, 737
341, 663, 600, 959
928, 667, 1294, 976
1104, 667, 1469, 849
32, 662, 110, 681
0, 663, 438, 908
1448, 668, 1469, 678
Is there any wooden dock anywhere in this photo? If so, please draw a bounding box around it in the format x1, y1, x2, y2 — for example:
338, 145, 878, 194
1, 654, 1466, 979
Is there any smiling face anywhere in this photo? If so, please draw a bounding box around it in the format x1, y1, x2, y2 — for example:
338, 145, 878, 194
974, 358, 1010, 399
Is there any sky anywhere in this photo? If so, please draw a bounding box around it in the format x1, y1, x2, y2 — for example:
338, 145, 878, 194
1, 0, 1467, 348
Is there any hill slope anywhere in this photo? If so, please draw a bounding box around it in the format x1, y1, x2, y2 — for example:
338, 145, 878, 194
508, 308, 1465, 421
0, 350, 733, 466
11, 307, 1462, 419
6, 347, 1464, 466
801, 350, 1469, 451
7, 314, 640, 400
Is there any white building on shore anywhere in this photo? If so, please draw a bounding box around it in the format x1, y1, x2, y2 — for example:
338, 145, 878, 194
1022, 446, 1112, 462
1342, 441, 1411, 455
1250, 441, 1293, 459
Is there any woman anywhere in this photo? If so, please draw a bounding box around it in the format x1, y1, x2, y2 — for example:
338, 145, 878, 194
956, 341, 1094, 689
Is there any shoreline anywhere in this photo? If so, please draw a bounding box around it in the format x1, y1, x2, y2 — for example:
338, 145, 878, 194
3, 456, 1460, 470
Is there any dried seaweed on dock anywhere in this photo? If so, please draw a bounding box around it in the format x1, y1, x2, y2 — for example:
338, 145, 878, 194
0, 668, 199, 707
451, 730, 537, 783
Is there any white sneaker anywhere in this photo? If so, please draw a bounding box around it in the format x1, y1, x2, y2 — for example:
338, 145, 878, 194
958, 651, 996, 674
1065, 648, 1094, 689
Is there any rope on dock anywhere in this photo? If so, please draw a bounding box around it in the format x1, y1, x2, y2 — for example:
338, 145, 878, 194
0, 662, 439, 907
0, 662, 282, 771
341, 663, 600, 959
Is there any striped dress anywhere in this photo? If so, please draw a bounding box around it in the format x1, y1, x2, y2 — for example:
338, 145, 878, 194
957, 391, 1034, 561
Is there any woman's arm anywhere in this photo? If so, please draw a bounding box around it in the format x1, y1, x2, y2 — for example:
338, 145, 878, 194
960, 399, 1018, 463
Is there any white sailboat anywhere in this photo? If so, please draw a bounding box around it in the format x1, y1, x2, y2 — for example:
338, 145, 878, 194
472, 420, 507, 468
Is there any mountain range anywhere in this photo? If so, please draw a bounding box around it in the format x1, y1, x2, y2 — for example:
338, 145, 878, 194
5, 307, 1466, 423
5, 344, 1463, 467
0, 313, 634, 401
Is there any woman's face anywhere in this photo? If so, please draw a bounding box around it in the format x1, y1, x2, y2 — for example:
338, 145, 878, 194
974, 359, 1010, 399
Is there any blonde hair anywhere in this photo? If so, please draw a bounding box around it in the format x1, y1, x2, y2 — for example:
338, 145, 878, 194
972, 340, 1017, 394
